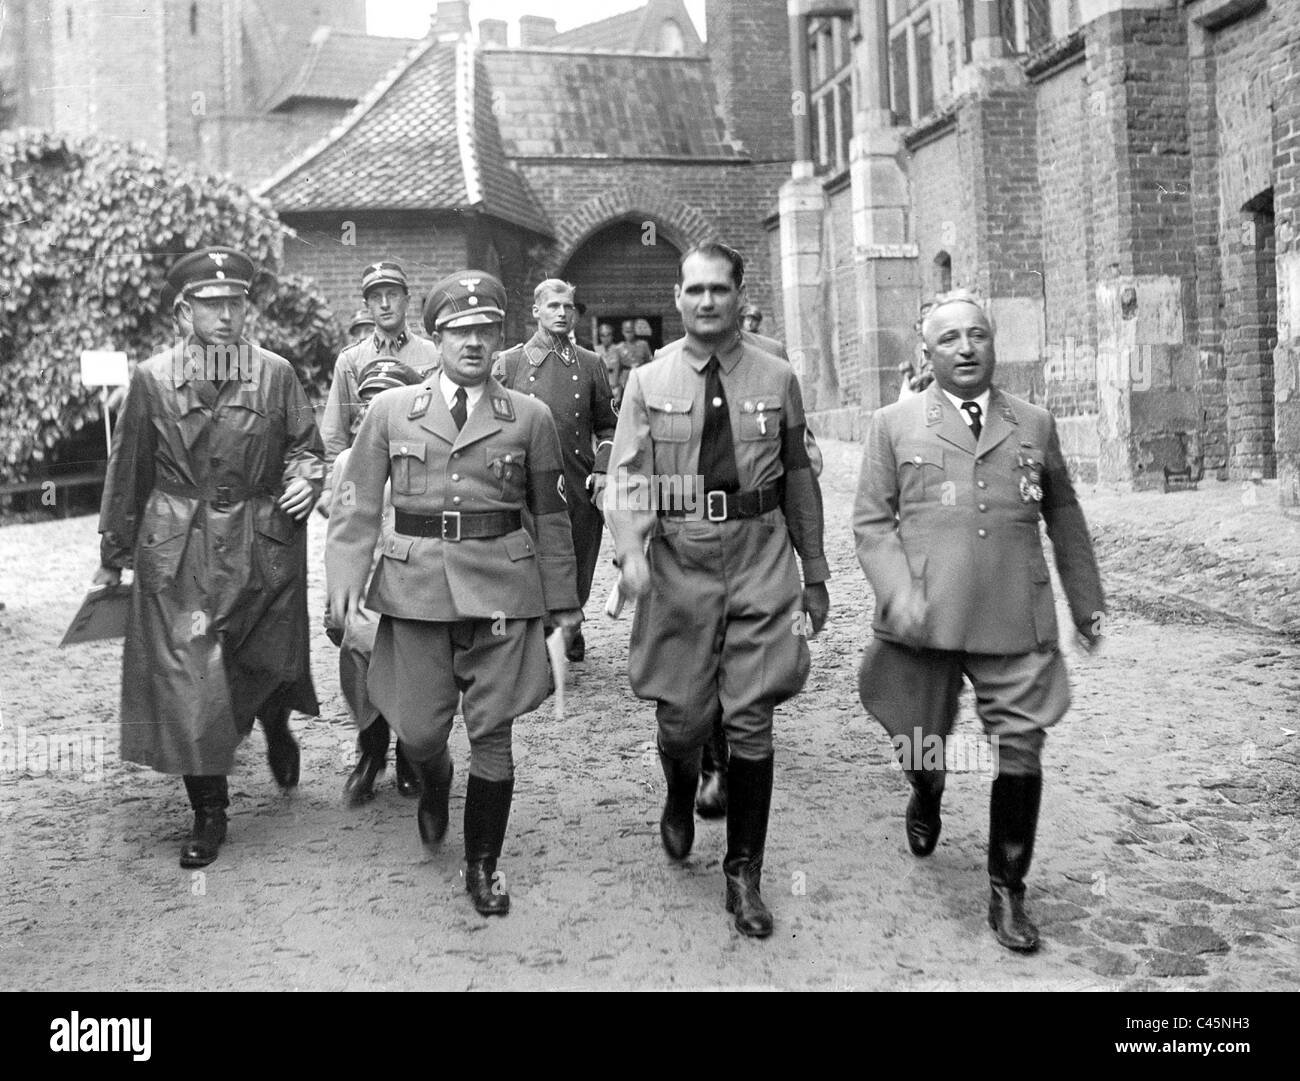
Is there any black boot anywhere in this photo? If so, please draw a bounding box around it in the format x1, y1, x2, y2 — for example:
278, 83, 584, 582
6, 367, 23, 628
695, 719, 728, 819
723, 754, 774, 939
658, 743, 699, 861
565, 627, 586, 663
464, 774, 514, 917
180, 775, 229, 868
987, 773, 1043, 953
343, 717, 390, 807
416, 747, 454, 847
394, 740, 421, 797
261, 701, 300, 789
903, 768, 946, 856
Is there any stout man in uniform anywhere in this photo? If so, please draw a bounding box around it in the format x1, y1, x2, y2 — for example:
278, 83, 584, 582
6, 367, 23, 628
326, 271, 581, 917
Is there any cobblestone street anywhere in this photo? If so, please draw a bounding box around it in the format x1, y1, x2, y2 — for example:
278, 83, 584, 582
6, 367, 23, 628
1, 439, 1297, 991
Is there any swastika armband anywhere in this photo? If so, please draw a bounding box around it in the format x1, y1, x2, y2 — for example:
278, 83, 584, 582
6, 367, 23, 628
527, 468, 568, 514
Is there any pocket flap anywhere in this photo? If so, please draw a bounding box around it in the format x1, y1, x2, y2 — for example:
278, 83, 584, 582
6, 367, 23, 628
254, 503, 297, 544
898, 444, 944, 469
381, 535, 414, 562
645, 393, 694, 415
503, 530, 536, 561
486, 445, 527, 468
389, 440, 427, 462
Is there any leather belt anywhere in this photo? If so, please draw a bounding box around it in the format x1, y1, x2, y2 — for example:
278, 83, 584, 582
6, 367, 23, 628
394, 509, 522, 542
661, 484, 782, 522
154, 476, 277, 510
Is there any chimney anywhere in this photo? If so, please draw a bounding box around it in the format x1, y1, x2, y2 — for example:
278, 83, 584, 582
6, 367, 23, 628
479, 18, 508, 48
430, 1, 471, 41
518, 15, 558, 47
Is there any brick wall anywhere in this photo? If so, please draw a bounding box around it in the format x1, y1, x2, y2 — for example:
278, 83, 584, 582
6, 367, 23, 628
706, 0, 793, 162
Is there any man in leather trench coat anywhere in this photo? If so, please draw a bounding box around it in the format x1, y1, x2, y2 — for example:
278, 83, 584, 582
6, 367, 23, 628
95, 247, 324, 869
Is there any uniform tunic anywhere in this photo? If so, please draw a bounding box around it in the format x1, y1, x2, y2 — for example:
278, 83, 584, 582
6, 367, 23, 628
325, 377, 578, 777
493, 331, 617, 608
605, 333, 829, 759
99, 340, 324, 774
853, 382, 1105, 771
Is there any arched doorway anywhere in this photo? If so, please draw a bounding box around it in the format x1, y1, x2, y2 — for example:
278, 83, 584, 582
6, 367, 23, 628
561, 220, 682, 352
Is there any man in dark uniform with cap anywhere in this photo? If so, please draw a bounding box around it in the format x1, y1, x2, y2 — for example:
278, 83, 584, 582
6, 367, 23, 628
95, 246, 324, 868
321, 261, 440, 804
606, 243, 830, 939
326, 271, 581, 918
493, 279, 617, 662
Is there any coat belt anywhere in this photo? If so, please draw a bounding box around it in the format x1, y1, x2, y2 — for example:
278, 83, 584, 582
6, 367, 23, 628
154, 476, 278, 508
393, 509, 522, 541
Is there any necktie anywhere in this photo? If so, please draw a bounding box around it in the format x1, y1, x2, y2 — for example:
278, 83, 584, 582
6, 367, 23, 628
961, 400, 983, 441
699, 356, 739, 494
451, 386, 468, 431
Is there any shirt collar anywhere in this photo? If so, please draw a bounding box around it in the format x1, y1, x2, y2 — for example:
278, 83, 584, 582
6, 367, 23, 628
681, 329, 744, 374
439, 372, 485, 409
942, 387, 991, 424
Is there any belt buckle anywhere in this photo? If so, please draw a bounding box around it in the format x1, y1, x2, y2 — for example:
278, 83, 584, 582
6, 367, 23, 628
441, 510, 461, 542
212, 485, 232, 511
706, 490, 728, 522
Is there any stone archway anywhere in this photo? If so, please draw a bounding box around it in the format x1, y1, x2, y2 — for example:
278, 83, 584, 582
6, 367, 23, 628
553, 184, 715, 269
561, 220, 684, 350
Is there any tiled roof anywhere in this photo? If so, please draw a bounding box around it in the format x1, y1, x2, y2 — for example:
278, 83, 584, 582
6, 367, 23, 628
483, 51, 741, 160
549, 9, 645, 51
265, 29, 414, 111
260, 39, 552, 236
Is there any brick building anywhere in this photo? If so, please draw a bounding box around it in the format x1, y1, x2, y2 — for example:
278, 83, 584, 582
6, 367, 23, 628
0, 0, 416, 186
258, 0, 794, 350
774, 0, 1300, 502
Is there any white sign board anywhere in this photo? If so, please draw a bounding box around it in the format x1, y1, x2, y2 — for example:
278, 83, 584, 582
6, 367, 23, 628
79, 350, 129, 387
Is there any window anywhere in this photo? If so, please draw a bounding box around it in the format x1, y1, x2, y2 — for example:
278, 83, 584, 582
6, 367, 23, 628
658, 19, 684, 55
809, 14, 855, 175
889, 5, 940, 126
190, 2, 199, 36
963, 0, 1067, 59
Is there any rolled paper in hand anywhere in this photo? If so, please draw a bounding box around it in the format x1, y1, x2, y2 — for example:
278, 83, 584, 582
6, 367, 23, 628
546, 627, 568, 719
604, 572, 626, 619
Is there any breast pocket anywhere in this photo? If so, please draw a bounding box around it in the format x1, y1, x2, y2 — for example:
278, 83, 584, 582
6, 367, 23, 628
487, 445, 528, 502
737, 399, 783, 441
897, 444, 945, 502
389, 441, 428, 495
253, 503, 298, 594
645, 394, 693, 443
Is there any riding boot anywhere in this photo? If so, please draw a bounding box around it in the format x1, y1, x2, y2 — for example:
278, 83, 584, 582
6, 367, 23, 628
416, 746, 454, 847
180, 775, 229, 868
695, 718, 729, 819
394, 739, 421, 797
987, 773, 1043, 953
658, 742, 699, 861
343, 716, 390, 807
903, 768, 946, 856
464, 774, 514, 916
261, 699, 300, 789
723, 754, 774, 939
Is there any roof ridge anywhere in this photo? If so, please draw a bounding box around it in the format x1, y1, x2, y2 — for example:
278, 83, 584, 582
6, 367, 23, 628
455, 37, 482, 207
255, 35, 436, 199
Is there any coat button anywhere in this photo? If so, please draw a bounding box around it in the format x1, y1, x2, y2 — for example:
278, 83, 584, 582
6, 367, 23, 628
452, 496, 462, 505
978, 503, 987, 512
572, 374, 578, 381
977, 480, 987, 489
529, 376, 535, 382
663, 402, 673, 412
400, 445, 408, 454
452, 473, 460, 481
913, 455, 923, 465
977, 528, 988, 538
574, 393, 580, 399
